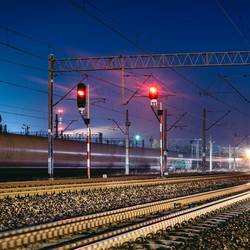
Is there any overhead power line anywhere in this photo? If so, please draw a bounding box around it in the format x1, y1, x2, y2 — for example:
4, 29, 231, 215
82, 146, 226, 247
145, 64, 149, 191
0, 24, 67, 55
0, 79, 63, 97
93, 103, 156, 124
0, 103, 47, 114
215, 0, 250, 48
67, 0, 248, 119
0, 110, 46, 120
0, 109, 80, 123
68, 0, 146, 52
0, 58, 46, 72
86, 74, 134, 93
0, 40, 46, 60
167, 112, 187, 132
206, 110, 231, 131
65, 0, 248, 142
218, 74, 250, 103
0, 79, 48, 94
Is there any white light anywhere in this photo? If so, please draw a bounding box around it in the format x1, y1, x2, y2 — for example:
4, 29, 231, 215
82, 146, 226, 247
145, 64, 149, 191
135, 135, 140, 141
245, 148, 250, 159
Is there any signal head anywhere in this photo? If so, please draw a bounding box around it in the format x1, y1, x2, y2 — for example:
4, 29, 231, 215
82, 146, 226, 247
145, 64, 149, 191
77, 83, 87, 110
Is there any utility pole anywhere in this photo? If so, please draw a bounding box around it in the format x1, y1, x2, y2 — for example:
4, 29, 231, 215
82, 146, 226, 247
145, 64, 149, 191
125, 109, 130, 175
202, 108, 206, 170
55, 114, 59, 138
195, 139, 200, 169
209, 138, 213, 172
201, 109, 230, 172
233, 147, 236, 170
48, 54, 55, 179
121, 66, 125, 105
108, 113, 130, 175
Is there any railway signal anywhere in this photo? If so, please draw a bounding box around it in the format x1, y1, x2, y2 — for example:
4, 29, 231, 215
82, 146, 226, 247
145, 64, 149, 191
76, 83, 91, 179
77, 83, 87, 113
148, 84, 159, 107
148, 84, 164, 177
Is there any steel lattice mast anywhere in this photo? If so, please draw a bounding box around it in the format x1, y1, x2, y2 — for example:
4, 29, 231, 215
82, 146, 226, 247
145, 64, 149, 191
54, 50, 250, 72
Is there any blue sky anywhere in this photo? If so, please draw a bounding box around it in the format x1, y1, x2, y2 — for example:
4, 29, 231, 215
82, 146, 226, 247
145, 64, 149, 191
1, 0, 250, 145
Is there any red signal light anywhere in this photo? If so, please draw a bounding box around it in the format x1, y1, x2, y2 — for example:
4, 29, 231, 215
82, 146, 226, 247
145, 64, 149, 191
150, 86, 157, 94
77, 83, 87, 109
77, 90, 85, 97
149, 84, 159, 100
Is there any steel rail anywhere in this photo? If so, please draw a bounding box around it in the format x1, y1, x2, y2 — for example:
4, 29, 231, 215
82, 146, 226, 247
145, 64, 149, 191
0, 175, 249, 199
0, 174, 244, 199
79, 190, 250, 250
129, 201, 250, 249
0, 174, 236, 189
0, 176, 155, 188
0, 183, 249, 249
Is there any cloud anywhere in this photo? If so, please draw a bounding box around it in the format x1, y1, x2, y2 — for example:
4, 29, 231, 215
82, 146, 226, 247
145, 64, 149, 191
24, 75, 71, 93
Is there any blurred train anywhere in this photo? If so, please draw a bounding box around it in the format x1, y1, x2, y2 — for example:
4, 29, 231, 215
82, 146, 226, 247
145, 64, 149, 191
0, 133, 243, 179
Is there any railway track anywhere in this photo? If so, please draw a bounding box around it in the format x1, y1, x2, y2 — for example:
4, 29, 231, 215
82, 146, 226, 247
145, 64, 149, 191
125, 200, 250, 250
79, 190, 250, 250
0, 183, 249, 250
0, 174, 249, 199
0, 173, 247, 189
0, 176, 157, 188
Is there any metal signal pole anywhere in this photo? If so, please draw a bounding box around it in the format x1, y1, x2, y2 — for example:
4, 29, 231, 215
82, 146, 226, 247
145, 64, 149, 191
202, 108, 206, 170
48, 54, 55, 179
209, 138, 213, 172
86, 84, 91, 179
125, 109, 130, 175
159, 102, 164, 177
163, 109, 168, 174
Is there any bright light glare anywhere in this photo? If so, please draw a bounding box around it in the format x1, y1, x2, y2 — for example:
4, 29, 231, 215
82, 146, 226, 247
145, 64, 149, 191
135, 135, 140, 141
77, 90, 85, 96
149, 86, 157, 93
245, 148, 250, 159
58, 109, 64, 114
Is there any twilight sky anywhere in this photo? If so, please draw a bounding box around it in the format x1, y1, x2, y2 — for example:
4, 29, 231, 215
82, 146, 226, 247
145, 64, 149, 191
1, 0, 250, 146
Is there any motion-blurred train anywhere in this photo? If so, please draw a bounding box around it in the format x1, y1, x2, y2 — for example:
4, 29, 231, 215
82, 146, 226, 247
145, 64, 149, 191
0, 133, 243, 179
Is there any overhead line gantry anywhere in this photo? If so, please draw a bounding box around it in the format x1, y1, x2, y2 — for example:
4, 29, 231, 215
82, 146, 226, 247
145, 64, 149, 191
54, 50, 250, 72
48, 50, 250, 179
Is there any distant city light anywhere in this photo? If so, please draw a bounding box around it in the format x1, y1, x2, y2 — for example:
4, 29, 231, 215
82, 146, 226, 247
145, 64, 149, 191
135, 134, 141, 141
245, 148, 250, 159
